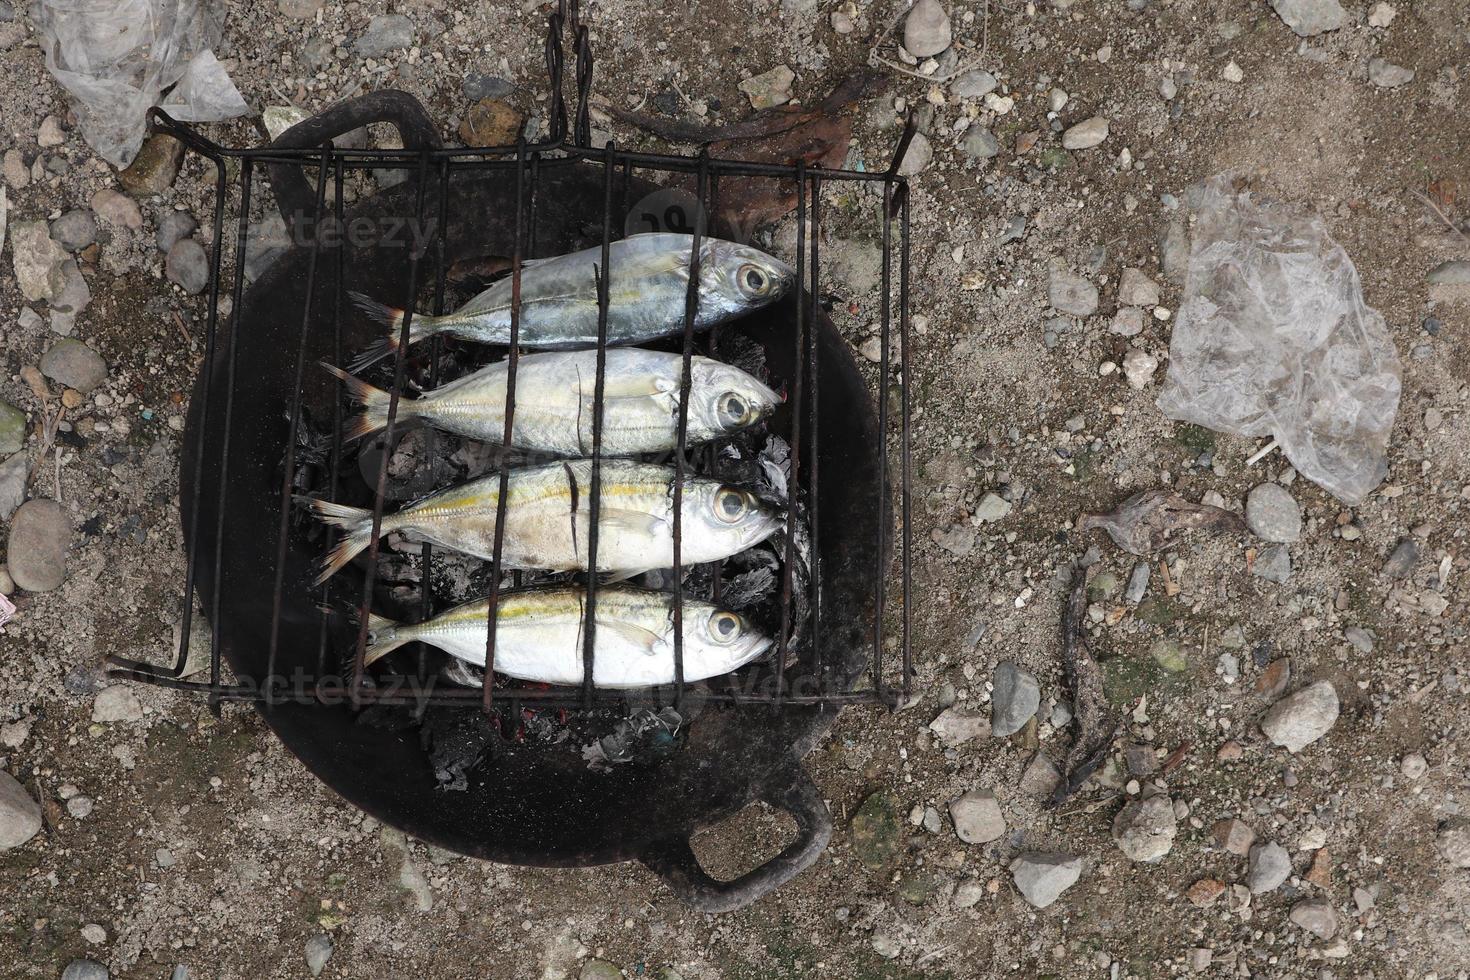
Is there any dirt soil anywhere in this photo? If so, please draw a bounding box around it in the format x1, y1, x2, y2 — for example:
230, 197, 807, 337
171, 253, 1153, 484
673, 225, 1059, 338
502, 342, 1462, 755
3, 0, 1470, 978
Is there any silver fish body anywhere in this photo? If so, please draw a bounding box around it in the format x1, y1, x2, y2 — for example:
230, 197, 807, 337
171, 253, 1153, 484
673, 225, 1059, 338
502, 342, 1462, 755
362, 585, 771, 689
349, 233, 795, 369
330, 348, 780, 455
302, 459, 781, 582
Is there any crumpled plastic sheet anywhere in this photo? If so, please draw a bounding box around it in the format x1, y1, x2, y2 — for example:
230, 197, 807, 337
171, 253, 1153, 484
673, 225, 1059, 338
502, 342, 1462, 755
1156, 175, 1402, 505
36, 0, 250, 167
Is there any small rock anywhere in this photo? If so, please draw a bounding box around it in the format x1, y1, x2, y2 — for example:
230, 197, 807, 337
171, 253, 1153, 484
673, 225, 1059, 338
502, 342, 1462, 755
61, 961, 109, 980
1216, 740, 1244, 762
1269, 0, 1347, 36
0, 402, 24, 455
928, 706, 990, 746
1009, 852, 1083, 908
1289, 898, 1339, 940
1117, 268, 1161, 307
1437, 818, 1470, 868
953, 877, 985, 908
0, 770, 42, 849
738, 65, 796, 110
1112, 794, 1177, 862
1111, 307, 1144, 337
49, 210, 98, 252
90, 188, 143, 230
903, 0, 951, 58
974, 492, 1011, 522
1343, 626, 1374, 653
118, 134, 185, 197
278, 0, 323, 17
305, 933, 333, 976
1427, 260, 1470, 284
1261, 681, 1339, 752
1187, 949, 1212, 973
949, 789, 1006, 844
951, 69, 997, 100
896, 132, 932, 176
7, 498, 69, 592
1247, 840, 1292, 894
1245, 483, 1301, 543
960, 125, 999, 161
166, 239, 210, 295
1252, 543, 1292, 584
1124, 562, 1150, 603
81, 923, 106, 944
463, 73, 514, 101
40, 338, 108, 393
67, 795, 94, 819
1367, 2, 1396, 26
1150, 639, 1187, 672
1186, 878, 1226, 907
92, 685, 144, 723
990, 661, 1040, 737
3, 148, 28, 188
1213, 817, 1256, 856
1019, 752, 1061, 797
354, 13, 415, 57
851, 791, 901, 869
1124, 743, 1157, 775
458, 98, 523, 147
156, 211, 198, 252
1381, 537, 1418, 579
1400, 752, 1427, 779
0, 453, 27, 522
1061, 117, 1109, 151
1122, 348, 1158, 389
1048, 262, 1098, 316
1221, 60, 1244, 83
38, 114, 66, 147
1255, 657, 1292, 698
263, 105, 311, 141
1367, 58, 1414, 88
11, 220, 68, 302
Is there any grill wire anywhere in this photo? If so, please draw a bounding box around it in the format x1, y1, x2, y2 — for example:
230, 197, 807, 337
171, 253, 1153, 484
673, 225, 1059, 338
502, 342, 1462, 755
107, 0, 915, 717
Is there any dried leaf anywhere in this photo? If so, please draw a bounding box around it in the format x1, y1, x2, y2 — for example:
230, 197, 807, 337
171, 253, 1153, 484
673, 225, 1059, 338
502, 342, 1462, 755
1077, 489, 1246, 557
1428, 178, 1459, 210
1015, 130, 1040, 155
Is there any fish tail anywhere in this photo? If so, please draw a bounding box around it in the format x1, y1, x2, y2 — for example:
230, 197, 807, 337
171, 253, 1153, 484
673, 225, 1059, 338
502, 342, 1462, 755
296, 496, 380, 584
362, 612, 412, 667
321, 362, 400, 440
347, 291, 438, 371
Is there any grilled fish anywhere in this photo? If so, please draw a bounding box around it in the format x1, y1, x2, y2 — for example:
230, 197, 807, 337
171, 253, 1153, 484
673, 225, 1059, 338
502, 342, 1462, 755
327, 348, 779, 455
360, 585, 772, 689
301, 459, 781, 583
348, 233, 795, 370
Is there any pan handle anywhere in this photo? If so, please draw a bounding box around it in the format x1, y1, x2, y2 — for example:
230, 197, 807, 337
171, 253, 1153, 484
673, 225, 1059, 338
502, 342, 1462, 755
266, 90, 443, 237
639, 762, 833, 913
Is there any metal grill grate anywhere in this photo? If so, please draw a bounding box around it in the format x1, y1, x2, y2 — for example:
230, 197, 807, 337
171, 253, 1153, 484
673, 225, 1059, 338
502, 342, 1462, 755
108, 0, 915, 716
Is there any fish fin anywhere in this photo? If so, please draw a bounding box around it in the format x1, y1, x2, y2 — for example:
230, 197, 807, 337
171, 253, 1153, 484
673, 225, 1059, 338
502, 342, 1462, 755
347, 291, 438, 371
295, 495, 378, 584
596, 507, 668, 538
362, 612, 411, 667
598, 619, 664, 656
321, 362, 397, 440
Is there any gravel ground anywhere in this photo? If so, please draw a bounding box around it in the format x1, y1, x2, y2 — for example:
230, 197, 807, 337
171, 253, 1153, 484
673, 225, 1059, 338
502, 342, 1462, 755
3, 0, 1470, 978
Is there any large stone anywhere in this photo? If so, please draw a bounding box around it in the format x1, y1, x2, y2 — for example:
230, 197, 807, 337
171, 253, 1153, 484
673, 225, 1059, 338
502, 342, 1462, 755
156, 211, 198, 253
0, 769, 42, 849
1270, 0, 1347, 36
949, 789, 1005, 844
0, 453, 26, 522
903, 0, 951, 58
1061, 117, 1109, 150
1009, 852, 1082, 908
0, 402, 24, 455
1112, 794, 1177, 862
49, 210, 98, 252
990, 661, 1040, 736
1427, 260, 1470, 285
738, 65, 796, 110
1290, 897, 1339, 940
928, 706, 990, 745
354, 14, 415, 57
951, 70, 997, 100
1261, 681, 1339, 752
1246, 840, 1291, 894
118, 134, 185, 197
1245, 483, 1301, 543
7, 498, 69, 592
896, 132, 933, 177
1048, 262, 1098, 316
11, 220, 68, 302
40, 339, 108, 393
1436, 817, 1470, 868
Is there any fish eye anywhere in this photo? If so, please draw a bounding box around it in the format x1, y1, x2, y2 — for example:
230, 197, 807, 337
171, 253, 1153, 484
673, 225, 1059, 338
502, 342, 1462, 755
738, 263, 768, 295
714, 488, 750, 524
718, 392, 750, 425
710, 611, 742, 642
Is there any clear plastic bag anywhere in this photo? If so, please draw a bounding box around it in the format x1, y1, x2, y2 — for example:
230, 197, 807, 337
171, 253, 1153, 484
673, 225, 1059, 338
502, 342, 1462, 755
1156, 175, 1401, 505
35, 0, 249, 167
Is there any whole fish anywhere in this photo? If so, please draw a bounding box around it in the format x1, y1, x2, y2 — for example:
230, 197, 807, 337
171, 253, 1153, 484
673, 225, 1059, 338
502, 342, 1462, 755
301, 459, 782, 583
360, 585, 772, 689
326, 348, 780, 455
348, 233, 796, 370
